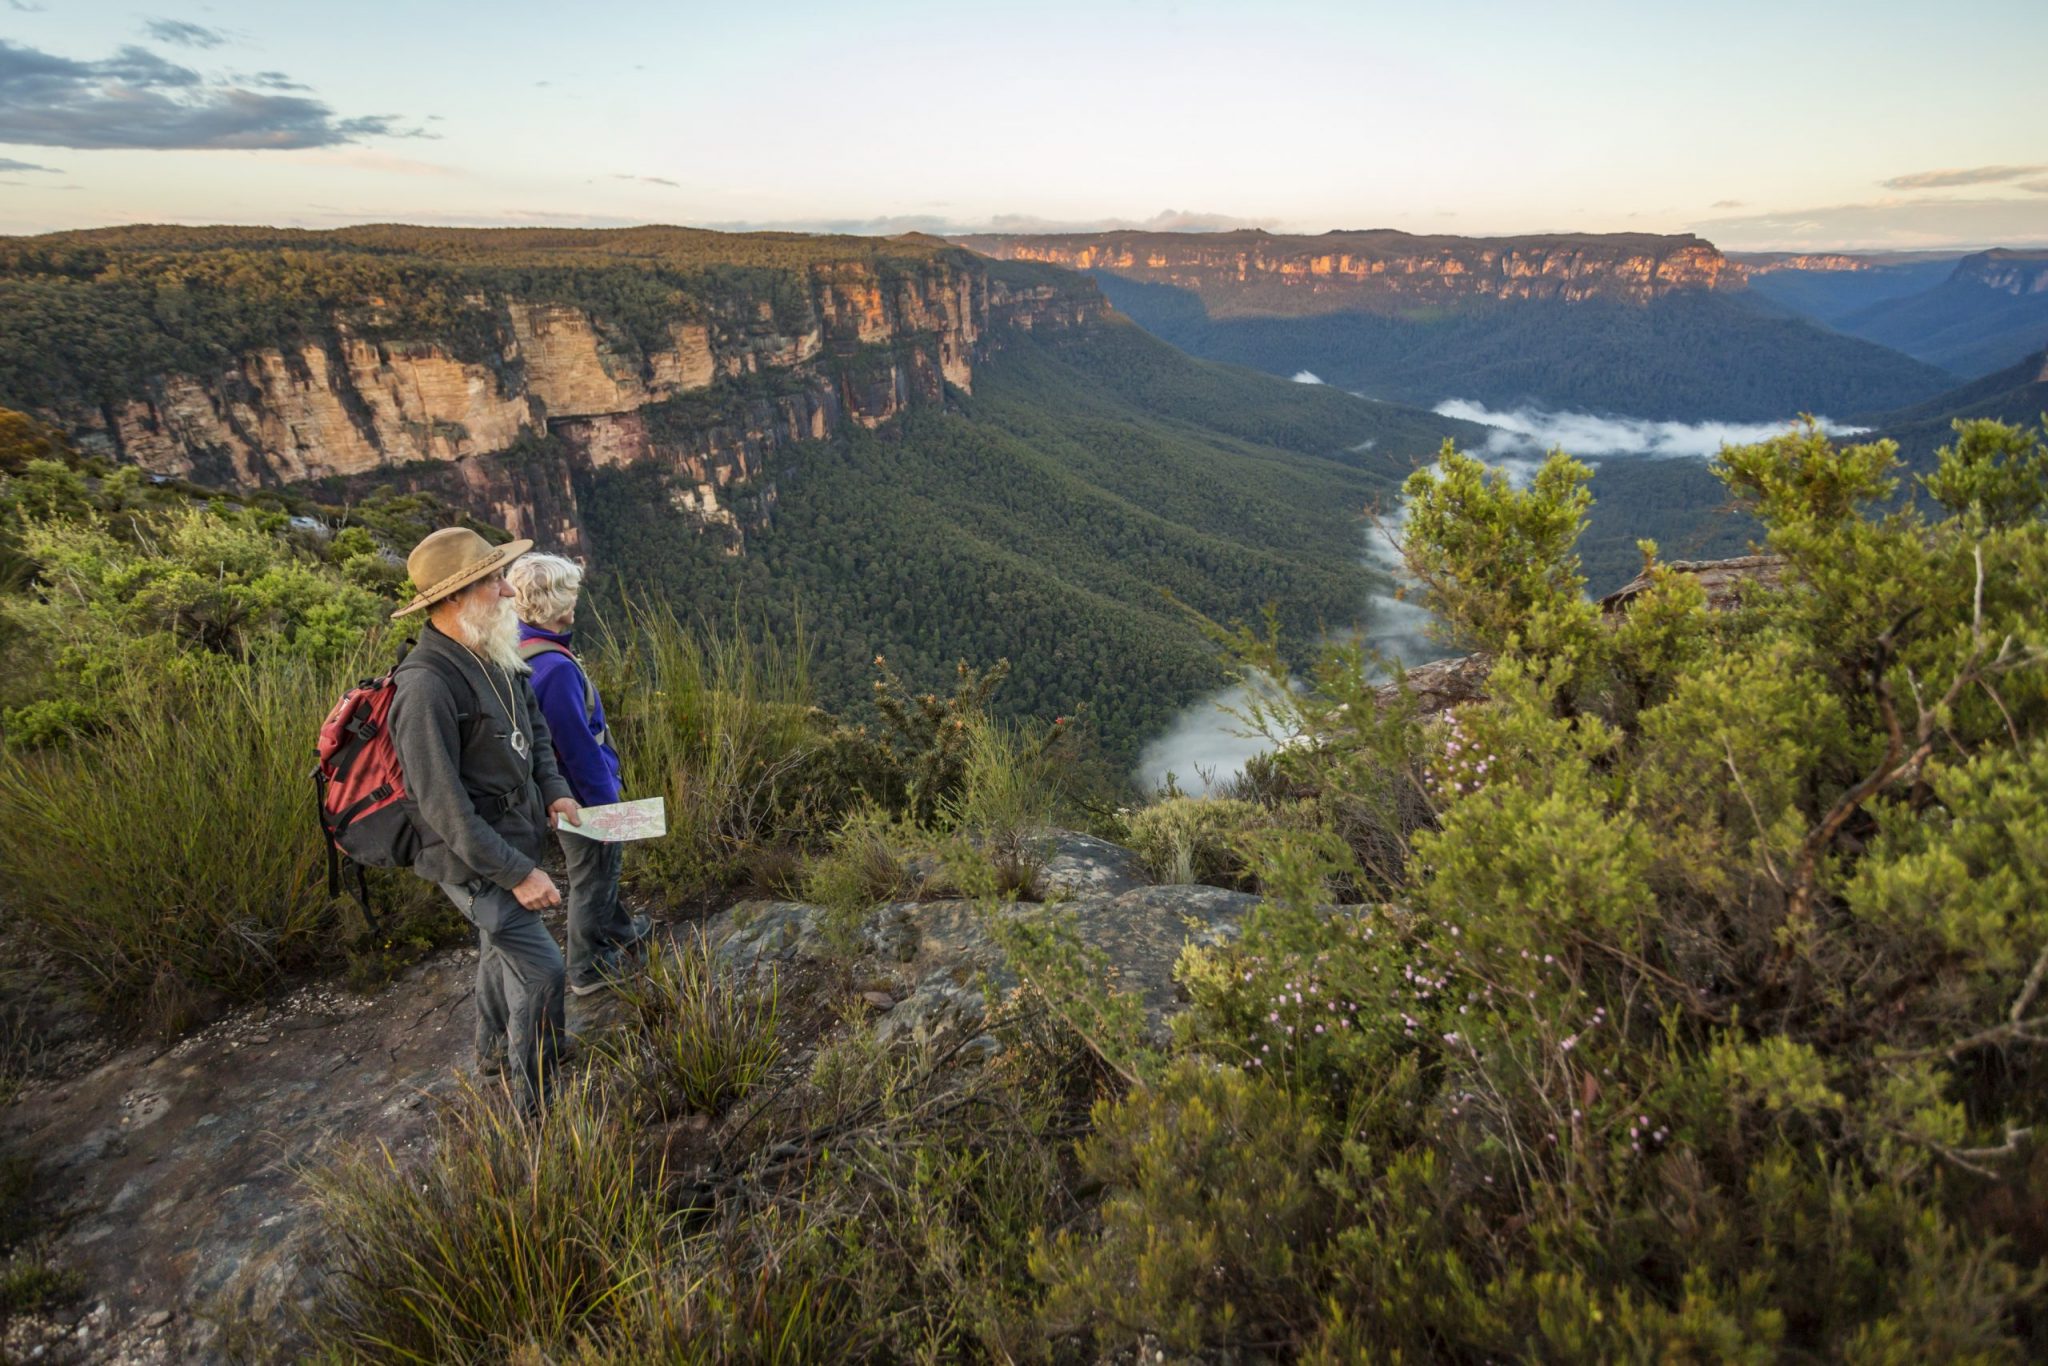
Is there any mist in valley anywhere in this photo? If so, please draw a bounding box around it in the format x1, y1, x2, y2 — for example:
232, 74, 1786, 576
1133, 398, 1863, 793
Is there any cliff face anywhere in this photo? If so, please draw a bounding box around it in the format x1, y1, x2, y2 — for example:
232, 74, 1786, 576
63, 254, 1103, 555
1958, 249, 2048, 297
960, 229, 1742, 316
1735, 253, 1880, 275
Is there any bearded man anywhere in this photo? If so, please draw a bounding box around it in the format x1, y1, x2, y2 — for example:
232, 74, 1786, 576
388, 527, 582, 1112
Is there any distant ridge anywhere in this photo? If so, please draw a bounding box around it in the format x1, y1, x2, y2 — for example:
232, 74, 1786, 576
959, 229, 1954, 420
1833, 250, 2048, 379
958, 228, 1741, 313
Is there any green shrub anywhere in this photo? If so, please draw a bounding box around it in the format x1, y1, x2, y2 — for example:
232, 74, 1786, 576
801, 804, 917, 949
614, 934, 781, 1117
868, 655, 1012, 824
591, 603, 827, 897
305, 1074, 674, 1360
0, 656, 342, 1032
937, 719, 1066, 900
1034, 1060, 1327, 1353
1052, 420, 2048, 1359
1122, 794, 1272, 887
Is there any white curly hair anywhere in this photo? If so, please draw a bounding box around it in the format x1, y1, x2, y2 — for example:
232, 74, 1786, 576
507, 552, 585, 628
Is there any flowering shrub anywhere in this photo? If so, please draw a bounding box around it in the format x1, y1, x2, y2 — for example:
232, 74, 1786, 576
1042, 420, 2048, 1357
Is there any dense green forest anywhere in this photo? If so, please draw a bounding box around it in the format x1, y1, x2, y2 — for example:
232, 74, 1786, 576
584, 320, 1479, 756
1863, 345, 2048, 477
1091, 273, 1954, 420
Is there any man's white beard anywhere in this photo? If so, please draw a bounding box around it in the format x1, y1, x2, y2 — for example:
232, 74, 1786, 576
453, 591, 528, 674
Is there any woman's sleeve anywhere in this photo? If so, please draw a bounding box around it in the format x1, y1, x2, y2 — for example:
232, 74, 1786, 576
530, 659, 617, 806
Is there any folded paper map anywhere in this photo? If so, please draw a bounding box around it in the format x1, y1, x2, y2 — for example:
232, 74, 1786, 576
558, 797, 667, 843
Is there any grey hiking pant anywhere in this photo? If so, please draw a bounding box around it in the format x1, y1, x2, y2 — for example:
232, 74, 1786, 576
442, 878, 565, 1112
562, 834, 638, 987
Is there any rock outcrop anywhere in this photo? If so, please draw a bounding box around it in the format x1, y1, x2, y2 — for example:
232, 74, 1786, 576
959, 228, 1743, 316
710, 829, 1260, 1045
50, 248, 1105, 556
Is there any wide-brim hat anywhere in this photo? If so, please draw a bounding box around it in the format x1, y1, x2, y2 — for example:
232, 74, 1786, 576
391, 527, 535, 619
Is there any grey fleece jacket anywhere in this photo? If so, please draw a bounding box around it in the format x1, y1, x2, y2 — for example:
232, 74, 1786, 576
389, 623, 575, 890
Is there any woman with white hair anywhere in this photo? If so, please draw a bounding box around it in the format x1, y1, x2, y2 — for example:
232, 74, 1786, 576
508, 551, 650, 994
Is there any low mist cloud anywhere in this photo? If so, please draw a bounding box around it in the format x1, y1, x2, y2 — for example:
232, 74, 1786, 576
1433, 399, 1861, 461
1136, 518, 1441, 796
1292, 370, 1324, 384
1134, 683, 1283, 796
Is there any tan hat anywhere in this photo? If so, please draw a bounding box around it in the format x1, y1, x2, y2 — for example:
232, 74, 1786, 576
391, 527, 535, 619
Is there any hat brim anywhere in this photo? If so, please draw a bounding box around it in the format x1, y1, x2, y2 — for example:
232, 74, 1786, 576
390, 537, 535, 619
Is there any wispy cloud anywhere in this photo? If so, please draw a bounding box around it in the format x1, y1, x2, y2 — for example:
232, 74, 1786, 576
1882, 164, 2048, 191
0, 155, 56, 172
1711, 199, 1745, 209
6, 1, 46, 11
613, 173, 681, 188
0, 38, 418, 150
1695, 197, 2048, 251
2023, 181, 2048, 196
142, 18, 228, 49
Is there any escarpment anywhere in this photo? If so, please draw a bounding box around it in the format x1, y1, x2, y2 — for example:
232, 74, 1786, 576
12, 229, 1105, 555
959, 228, 1743, 315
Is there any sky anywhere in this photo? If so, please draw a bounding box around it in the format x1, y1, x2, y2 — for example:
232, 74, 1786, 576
3, 0, 2045, 251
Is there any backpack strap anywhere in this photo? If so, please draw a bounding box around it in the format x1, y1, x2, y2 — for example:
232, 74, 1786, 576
517, 637, 607, 745
316, 769, 383, 931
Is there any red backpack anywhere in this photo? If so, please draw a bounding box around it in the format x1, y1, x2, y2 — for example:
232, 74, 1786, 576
312, 644, 426, 917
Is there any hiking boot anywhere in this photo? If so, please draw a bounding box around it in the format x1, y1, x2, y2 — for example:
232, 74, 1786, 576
475, 1048, 506, 1078
620, 914, 654, 954
567, 950, 627, 997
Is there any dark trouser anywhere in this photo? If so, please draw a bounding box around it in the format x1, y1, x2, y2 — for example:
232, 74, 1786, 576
442, 878, 565, 1113
562, 833, 635, 986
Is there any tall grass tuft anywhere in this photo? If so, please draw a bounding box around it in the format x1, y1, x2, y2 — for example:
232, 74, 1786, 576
590, 603, 823, 896
801, 804, 916, 950
614, 933, 781, 1117
305, 1072, 676, 1360
939, 719, 1061, 900
0, 652, 347, 1032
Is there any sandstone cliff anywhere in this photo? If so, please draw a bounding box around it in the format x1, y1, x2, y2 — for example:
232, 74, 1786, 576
1956, 248, 2048, 298
49, 247, 1103, 555
959, 228, 1742, 316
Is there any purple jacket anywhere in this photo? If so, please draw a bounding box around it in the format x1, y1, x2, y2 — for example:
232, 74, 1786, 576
517, 622, 623, 808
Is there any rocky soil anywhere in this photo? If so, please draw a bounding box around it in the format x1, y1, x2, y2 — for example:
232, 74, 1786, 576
0, 830, 1237, 1362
